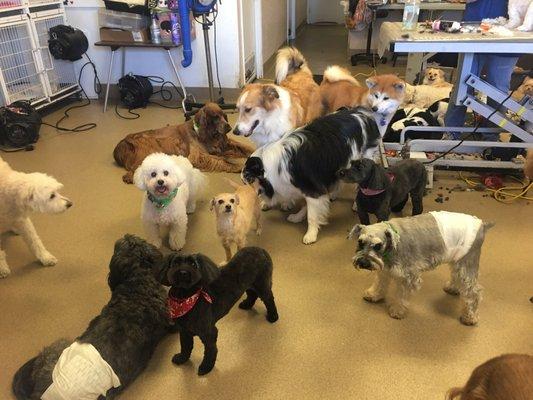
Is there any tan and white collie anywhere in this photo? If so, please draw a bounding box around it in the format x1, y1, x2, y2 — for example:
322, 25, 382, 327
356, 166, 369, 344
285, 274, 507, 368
233, 47, 323, 148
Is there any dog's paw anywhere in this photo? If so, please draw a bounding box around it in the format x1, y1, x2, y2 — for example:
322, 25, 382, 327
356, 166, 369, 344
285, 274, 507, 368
122, 172, 134, 184
517, 24, 530, 31
363, 290, 385, 303
280, 202, 292, 211
460, 314, 478, 326
266, 312, 279, 323
261, 203, 272, 211
388, 304, 407, 319
172, 353, 190, 365
443, 284, 460, 296
169, 239, 185, 252
302, 231, 318, 245
39, 253, 58, 266
238, 299, 254, 310
287, 213, 304, 224
198, 362, 215, 376
0, 266, 11, 279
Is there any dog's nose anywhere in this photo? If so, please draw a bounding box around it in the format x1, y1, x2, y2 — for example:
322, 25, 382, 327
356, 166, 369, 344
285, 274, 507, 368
178, 270, 189, 279
371, 106, 378, 112
356, 258, 372, 270
66, 201, 73, 208
225, 204, 232, 211
233, 126, 241, 135
157, 179, 164, 185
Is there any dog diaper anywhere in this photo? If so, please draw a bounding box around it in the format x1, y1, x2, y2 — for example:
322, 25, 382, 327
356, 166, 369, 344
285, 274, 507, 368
429, 211, 482, 262
42, 341, 120, 400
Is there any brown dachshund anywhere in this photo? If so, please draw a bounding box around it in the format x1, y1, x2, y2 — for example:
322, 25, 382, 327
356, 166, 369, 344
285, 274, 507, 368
113, 103, 254, 183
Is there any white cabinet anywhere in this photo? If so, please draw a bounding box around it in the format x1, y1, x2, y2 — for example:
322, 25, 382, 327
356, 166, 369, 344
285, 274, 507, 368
0, 4, 79, 108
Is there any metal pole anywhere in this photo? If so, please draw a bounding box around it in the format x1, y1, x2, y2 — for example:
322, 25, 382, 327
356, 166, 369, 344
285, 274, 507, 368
202, 14, 215, 102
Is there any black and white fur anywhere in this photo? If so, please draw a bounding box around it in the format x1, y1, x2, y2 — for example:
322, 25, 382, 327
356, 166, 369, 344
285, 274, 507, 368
337, 158, 427, 224
245, 107, 382, 244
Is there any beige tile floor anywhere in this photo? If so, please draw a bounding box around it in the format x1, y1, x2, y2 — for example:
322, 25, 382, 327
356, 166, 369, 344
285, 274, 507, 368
0, 24, 532, 400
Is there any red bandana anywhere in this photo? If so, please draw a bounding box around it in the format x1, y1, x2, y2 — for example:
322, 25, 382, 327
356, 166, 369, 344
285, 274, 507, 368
359, 173, 395, 196
167, 288, 213, 319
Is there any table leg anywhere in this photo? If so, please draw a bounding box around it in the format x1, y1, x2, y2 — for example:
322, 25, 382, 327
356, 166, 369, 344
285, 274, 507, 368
103, 48, 117, 113
405, 52, 424, 84
451, 52, 474, 107
122, 47, 126, 77
166, 49, 189, 111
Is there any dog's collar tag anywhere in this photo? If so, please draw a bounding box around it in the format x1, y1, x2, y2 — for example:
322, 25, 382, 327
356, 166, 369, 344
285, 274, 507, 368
167, 288, 212, 319
147, 188, 178, 210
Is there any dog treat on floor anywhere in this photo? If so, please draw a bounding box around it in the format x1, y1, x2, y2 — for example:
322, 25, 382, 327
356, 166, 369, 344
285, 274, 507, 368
12, 235, 169, 399
349, 211, 494, 325
251, 105, 396, 244
113, 103, 252, 183
134, 153, 206, 251
0, 157, 72, 278
233, 47, 323, 147
447, 354, 533, 400
211, 179, 262, 262
337, 158, 427, 224
153, 247, 278, 375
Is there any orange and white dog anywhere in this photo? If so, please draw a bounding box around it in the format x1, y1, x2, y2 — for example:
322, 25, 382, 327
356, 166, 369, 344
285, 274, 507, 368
320, 66, 406, 133
233, 47, 323, 147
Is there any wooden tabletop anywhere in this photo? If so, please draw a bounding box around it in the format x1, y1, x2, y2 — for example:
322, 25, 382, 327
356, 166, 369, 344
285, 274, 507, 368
94, 41, 179, 49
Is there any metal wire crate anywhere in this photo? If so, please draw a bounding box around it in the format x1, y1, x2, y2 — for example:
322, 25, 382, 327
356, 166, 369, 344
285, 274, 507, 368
30, 11, 77, 97
0, 19, 47, 105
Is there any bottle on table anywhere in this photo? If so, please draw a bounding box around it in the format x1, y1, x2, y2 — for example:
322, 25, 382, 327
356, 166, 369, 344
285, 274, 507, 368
402, 0, 420, 31
150, 13, 161, 44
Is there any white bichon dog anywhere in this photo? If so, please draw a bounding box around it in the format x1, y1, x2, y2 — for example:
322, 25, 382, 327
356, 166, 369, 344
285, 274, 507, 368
0, 157, 72, 278
134, 153, 206, 251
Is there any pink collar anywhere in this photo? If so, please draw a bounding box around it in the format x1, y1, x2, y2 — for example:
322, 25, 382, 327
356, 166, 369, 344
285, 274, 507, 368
167, 288, 212, 319
359, 173, 395, 196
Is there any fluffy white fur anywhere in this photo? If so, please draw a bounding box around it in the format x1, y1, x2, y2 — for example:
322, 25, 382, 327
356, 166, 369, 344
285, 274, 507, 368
506, 0, 533, 31
404, 83, 451, 108
323, 65, 361, 86
134, 153, 206, 251
0, 157, 72, 278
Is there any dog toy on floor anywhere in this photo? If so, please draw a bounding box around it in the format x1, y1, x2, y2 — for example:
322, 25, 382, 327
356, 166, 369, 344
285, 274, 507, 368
153, 247, 279, 375
348, 212, 494, 325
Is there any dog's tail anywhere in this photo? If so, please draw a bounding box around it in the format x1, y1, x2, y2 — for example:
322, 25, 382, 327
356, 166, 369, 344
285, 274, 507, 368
12, 356, 37, 400
445, 387, 463, 400
275, 47, 310, 84
321, 65, 361, 86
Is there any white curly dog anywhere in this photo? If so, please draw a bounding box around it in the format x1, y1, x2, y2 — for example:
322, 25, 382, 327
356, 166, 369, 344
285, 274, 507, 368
134, 153, 206, 251
0, 157, 72, 278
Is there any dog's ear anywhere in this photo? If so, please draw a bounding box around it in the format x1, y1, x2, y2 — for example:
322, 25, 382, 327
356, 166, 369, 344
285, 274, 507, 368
152, 253, 177, 286
210, 197, 216, 211
366, 77, 377, 88
262, 85, 279, 101
366, 159, 389, 190
234, 194, 240, 205
194, 107, 208, 132
384, 227, 399, 250
133, 165, 147, 191
438, 69, 445, 78
194, 254, 220, 286
347, 224, 363, 240
393, 82, 405, 93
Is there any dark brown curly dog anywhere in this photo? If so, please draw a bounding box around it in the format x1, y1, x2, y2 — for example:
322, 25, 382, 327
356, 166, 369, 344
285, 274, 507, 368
113, 103, 254, 183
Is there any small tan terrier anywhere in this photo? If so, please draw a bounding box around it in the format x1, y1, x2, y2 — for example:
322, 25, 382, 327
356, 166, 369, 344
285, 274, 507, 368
211, 179, 262, 262
422, 67, 453, 88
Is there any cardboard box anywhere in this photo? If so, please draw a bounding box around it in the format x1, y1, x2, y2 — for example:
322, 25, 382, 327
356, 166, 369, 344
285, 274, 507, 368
99, 27, 150, 43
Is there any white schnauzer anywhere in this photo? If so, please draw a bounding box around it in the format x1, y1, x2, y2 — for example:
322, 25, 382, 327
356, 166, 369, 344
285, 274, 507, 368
348, 211, 493, 325
0, 157, 72, 278
134, 153, 206, 251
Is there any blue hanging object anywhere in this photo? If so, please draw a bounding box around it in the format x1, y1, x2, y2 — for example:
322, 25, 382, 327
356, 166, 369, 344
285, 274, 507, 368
177, 0, 217, 67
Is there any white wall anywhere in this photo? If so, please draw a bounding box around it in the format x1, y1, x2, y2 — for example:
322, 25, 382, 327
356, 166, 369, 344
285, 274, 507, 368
295, 0, 307, 27
308, 0, 344, 24
65, 2, 241, 98
261, 0, 287, 62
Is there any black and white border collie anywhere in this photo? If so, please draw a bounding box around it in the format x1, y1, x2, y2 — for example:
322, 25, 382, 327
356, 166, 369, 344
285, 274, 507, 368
243, 107, 382, 244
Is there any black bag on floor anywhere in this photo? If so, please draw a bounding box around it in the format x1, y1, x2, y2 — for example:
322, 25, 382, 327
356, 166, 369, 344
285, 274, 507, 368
0, 101, 42, 149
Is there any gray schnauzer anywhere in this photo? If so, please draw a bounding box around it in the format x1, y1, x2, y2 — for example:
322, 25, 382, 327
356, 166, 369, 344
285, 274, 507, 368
348, 211, 494, 325
337, 158, 427, 225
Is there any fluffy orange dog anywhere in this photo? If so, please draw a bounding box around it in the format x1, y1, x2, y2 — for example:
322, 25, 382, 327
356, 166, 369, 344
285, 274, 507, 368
211, 180, 262, 263
233, 47, 323, 147
447, 354, 533, 400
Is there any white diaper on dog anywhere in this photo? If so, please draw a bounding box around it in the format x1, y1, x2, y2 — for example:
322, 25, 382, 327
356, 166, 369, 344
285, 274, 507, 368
430, 211, 482, 262
42, 341, 120, 400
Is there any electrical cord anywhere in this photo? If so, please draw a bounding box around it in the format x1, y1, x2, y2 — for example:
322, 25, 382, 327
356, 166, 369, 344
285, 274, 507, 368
41, 52, 100, 132
425, 90, 516, 165
460, 172, 533, 203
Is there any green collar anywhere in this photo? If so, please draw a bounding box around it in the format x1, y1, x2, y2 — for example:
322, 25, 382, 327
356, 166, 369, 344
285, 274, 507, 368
382, 222, 400, 264
193, 120, 200, 134
147, 188, 178, 210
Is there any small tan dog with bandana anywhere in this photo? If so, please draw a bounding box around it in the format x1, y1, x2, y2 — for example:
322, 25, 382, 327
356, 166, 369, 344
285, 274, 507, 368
211, 179, 262, 263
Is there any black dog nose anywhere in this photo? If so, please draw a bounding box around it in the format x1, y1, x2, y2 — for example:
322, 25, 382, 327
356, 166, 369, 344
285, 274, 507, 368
157, 179, 164, 185
371, 106, 378, 112
356, 258, 372, 270
178, 270, 189, 279
66, 201, 73, 208
225, 204, 231, 210
233, 126, 241, 135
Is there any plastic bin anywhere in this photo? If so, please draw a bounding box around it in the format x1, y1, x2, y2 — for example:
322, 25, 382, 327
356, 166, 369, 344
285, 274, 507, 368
98, 8, 149, 31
